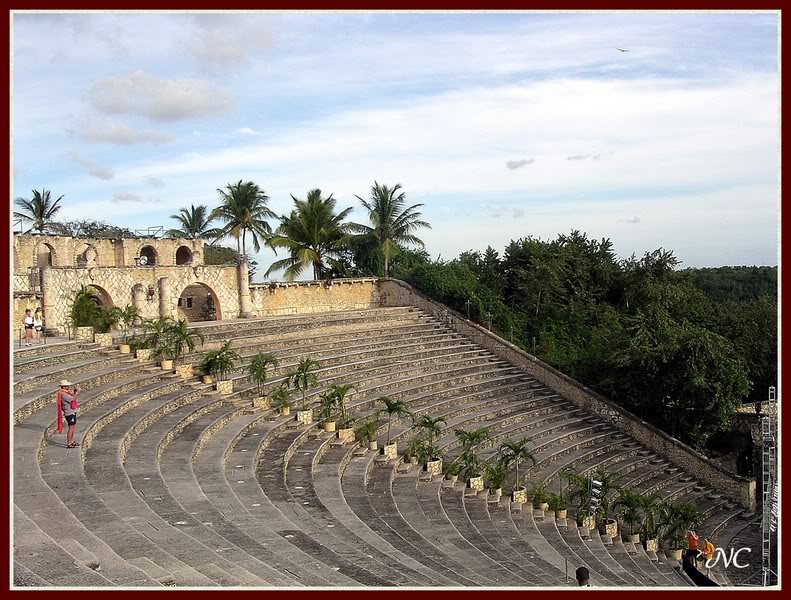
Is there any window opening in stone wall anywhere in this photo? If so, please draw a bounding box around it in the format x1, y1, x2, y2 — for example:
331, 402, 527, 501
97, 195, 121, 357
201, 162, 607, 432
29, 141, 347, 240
186, 297, 193, 308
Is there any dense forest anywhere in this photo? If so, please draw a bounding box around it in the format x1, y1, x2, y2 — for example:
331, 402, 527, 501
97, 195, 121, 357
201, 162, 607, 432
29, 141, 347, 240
378, 232, 777, 453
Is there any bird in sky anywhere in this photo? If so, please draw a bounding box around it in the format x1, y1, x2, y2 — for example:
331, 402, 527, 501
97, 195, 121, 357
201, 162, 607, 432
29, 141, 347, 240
616, 48, 630, 52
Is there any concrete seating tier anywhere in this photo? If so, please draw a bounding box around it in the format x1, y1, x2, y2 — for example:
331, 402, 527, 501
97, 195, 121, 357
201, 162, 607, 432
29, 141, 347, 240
13, 307, 742, 587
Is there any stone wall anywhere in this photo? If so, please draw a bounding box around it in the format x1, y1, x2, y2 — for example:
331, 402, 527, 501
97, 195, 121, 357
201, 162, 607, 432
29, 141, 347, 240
13, 233, 204, 271
249, 278, 380, 316
41, 264, 239, 331
379, 278, 757, 511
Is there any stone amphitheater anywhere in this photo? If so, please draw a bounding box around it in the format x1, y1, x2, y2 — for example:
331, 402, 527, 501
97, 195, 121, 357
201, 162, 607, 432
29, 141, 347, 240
13, 278, 761, 588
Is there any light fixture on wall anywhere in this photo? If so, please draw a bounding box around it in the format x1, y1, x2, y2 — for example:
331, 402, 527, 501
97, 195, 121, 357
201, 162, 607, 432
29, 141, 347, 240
147, 285, 156, 302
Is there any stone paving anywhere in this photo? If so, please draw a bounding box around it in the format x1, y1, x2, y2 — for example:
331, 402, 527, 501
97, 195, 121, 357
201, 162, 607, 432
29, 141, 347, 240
13, 307, 748, 587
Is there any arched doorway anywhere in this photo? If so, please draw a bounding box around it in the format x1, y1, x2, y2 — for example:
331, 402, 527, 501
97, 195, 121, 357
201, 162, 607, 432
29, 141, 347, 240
177, 283, 221, 322
87, 284, 114, 308
175, 245, 193, 265
139, 245, 158, 266
36, 243, 55, 268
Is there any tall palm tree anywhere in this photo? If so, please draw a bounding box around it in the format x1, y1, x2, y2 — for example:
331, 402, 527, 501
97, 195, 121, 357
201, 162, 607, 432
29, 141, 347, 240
211, 180, 276, 260
415, 414, 447, 445
378, 397, 411, 446
288, 357, 320, 411
162, 319, 205, 363
265, 189, 354, 281
454, 427, 491, 452
350, 182, 431, 278
166, 204, 222, 240
499, 437, 536, 491
248, 352, 280, 398
14, 189, 64, 233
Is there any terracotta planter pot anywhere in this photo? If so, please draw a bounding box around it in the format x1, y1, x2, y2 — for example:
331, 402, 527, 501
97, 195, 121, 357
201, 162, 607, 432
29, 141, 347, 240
215, 379, 233, 395
160, 359, 174, 371
670, 549, 683, 561
280, 406, 290, 416
119, 344, 131, 354
136, 348, 154, 362
382, 442, 398, 460
425, 459, 443, 477
201, 375, 213, 384
94, 332, 113, 347
337, 428, 355, 444
323, 421, 336, 432
368, 440, 378, 451
511, 487, 527, 504
467, 476, 484, 492
295, 409, 313, 425
555, 509, 568, 519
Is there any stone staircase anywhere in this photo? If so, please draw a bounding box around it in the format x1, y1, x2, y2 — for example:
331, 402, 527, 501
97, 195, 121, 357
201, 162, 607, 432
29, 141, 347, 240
13, 306, 746, 587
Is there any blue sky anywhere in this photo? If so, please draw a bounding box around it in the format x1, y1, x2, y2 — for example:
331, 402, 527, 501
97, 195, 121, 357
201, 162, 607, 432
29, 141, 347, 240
12, 11, 779, 279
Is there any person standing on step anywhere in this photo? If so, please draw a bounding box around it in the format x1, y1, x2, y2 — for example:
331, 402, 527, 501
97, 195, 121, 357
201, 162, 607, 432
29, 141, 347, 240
22, 309, 34, 346
686, 529, 699, 560
57, 380, 81, 448
575, 566, 592, 586
33, 308, 44, 343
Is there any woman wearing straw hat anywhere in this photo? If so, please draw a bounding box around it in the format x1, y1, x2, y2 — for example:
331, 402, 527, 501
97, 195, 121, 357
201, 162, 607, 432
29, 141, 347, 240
57, 380, 81, 448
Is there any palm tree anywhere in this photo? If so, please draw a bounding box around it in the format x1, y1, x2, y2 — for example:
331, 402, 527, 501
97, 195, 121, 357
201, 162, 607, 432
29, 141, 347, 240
661, 502, 702, 550
499, 437, 536, 491
163, 319, 205, 364
107, 304, 142, 343
265, 189, 354, 281
613, 487, 644, 536
211, 180, 276, 260
378, 396, 411, 446
141, 317, 175, 356
248, 352, 280, 398
288, 357, 320, 411
166, 204, 222, 240
454, 427, 491, 452
14, 189, 64, 234
350, 182, 431, 278
327, 383, 356, 426
415, 414, 447, 445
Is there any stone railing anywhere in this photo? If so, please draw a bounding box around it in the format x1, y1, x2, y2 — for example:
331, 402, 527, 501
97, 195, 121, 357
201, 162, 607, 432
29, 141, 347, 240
379, 278, 757, 511
249, 278, 380, 317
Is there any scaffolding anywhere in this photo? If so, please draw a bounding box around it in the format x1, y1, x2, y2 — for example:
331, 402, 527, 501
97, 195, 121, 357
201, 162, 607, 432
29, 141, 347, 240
760, 410, 777, 586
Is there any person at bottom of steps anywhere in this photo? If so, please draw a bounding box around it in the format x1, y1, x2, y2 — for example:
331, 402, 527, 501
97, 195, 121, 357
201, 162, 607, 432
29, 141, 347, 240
576, 566, 592, 587
57, 380, 81, 448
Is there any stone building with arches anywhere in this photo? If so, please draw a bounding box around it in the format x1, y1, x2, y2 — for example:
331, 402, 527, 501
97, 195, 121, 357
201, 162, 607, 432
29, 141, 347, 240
12, 233, 253, 335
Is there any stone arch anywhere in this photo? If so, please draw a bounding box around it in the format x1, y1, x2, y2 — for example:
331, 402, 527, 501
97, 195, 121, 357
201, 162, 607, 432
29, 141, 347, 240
138, 245, 158, 266
177, 282, 221, 322
87, 284, 114, 308
76, 243, 98, 267
35, 242, 56, 268
175, 245, 193, 265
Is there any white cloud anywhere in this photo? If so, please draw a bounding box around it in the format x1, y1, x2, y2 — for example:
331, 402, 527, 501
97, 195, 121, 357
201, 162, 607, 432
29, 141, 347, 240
112, 192, 142, 203
68, 118, 173, 145
506, 159, 535, 170
66, 151, 115, 180
237, 127, 261, 136
618, 216, 641, 224
89, 70, 233, 122
186, 14, 274, 75
145, 176, 165, 188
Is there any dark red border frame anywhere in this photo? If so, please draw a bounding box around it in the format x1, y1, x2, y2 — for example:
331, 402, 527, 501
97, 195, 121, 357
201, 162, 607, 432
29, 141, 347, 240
1, 3, 784, 597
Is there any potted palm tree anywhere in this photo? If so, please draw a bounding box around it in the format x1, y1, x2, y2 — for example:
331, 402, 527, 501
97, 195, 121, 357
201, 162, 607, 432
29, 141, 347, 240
208, 340, 239, 394
140, 317, 173, 363
640, 494, 664, 553
444, 462, 461, 483
355, 419, 378, 451
405, 437, 424, 465
330, 383, 356, 444
661, 502, 702, 561
529, 483, 550, 511
500, 437, 536, 504
318, 390, 338, 432
485, 460, 508, 498
564, 467, 598, 530
248, 352, 279, 408
272, 384, 292, 416
378, 396, 411, 460
109, 304, 141, 353
613, 487, 644, 544
198, 350, 218, 384
592, 469, 620, 538
288, 357, 319, 425
455, 427, 490, 491
165, 319, 205, 378
549, 491, 569, 520
415, 414, 446, 476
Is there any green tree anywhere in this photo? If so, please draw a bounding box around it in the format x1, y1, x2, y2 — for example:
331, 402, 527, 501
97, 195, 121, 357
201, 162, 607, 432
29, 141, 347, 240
248, 352, 280, 398
14, 189, 64, 233
167, 204, 222, 240
288, 357, 320, 411
350, 182, 431, 278
378, 396, 411, 446
50, 219, 133, 238
499, 437, 536, 491
212, 180, 276, 259
161, 319, 205, 364
266, 189, 354, 281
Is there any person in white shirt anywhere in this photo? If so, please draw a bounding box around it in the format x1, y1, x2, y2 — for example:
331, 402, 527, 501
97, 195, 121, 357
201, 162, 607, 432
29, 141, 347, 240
33, 308, 44, 342
22, 309, 34, 346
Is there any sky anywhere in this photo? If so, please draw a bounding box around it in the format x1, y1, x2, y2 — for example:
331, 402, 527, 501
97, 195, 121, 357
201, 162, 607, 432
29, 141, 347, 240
11, 11, 780, 280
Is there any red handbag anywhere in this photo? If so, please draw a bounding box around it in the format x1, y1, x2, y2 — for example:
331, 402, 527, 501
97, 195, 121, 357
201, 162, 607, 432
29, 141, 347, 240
70, 398, 79, 410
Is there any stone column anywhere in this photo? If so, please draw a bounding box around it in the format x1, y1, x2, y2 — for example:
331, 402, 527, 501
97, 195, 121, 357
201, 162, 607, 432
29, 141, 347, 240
238, 259, 253, 318
40, 266, 58, 333
159, 277, 173, 319
132, 285, 146, 312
